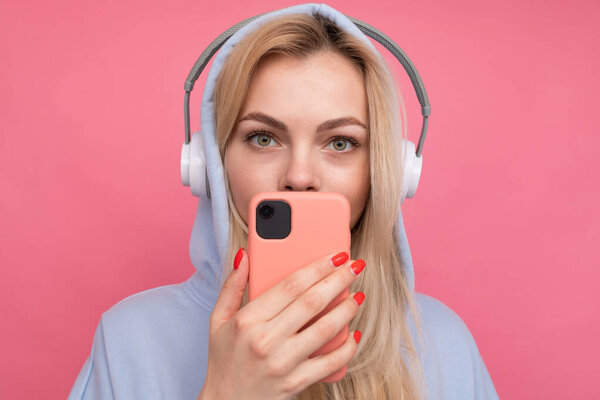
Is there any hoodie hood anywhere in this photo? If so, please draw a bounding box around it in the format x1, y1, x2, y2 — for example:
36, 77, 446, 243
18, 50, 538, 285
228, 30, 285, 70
188, 3, 416, 307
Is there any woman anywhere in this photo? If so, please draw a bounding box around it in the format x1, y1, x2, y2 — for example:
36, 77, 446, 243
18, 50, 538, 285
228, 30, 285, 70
68, 4, 499, 399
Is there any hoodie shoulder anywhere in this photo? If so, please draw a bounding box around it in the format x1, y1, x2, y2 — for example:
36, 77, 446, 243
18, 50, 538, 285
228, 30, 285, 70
415, 293, 472, 339
68, 281, 212, 399
104, 282, 189, 318
414, 293, 500, 400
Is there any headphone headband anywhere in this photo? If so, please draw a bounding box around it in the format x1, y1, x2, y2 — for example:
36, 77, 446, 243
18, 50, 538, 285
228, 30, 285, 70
182, 11, 431, 159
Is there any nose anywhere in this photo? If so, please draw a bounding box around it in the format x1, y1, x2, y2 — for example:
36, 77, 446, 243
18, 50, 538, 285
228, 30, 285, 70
280, 146, 320, 192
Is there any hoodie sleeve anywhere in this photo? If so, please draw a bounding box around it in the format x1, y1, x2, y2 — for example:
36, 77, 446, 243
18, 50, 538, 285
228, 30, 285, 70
67, 316, 115, 400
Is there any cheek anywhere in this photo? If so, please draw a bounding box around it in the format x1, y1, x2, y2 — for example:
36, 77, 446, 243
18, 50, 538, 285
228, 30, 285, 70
225, 150, 249, 221
326, 157, 370, 227
226, 163, 252, 222
347, 150, 369, 185
225, 148, 277, 224
348, 165, 371, 222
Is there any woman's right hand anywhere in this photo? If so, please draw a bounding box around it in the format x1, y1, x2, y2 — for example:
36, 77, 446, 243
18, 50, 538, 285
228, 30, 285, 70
197, 249, 366, 400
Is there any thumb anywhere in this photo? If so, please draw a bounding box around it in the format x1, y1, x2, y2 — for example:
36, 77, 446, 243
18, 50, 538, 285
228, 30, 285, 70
210, 247, 249, 329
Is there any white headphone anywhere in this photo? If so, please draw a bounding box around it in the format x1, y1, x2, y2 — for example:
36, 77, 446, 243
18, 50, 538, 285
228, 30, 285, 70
181, 11, 430, 204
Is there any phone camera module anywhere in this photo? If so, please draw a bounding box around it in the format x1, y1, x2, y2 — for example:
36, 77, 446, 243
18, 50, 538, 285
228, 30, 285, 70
259, 204, 275, 219
255, 200, 291, 239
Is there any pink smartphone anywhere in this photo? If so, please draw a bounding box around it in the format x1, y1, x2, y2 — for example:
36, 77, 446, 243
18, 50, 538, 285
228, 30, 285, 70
247, 191, 351, 383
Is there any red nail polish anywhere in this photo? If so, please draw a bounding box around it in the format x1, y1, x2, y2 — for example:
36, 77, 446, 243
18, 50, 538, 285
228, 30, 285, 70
354, 330, 361, 343
353, 292, 365, 306
234, 248, 243, 270
331, 251, 349, 267
351, 259, 365, 275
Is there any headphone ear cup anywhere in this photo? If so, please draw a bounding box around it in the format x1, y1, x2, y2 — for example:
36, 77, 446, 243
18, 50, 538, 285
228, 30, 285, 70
400, 138, 423, 204
181, 131, 209, 198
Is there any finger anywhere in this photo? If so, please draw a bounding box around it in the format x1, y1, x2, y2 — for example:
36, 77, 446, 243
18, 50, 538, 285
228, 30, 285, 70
210, 248, 249, 331
286, 291, 363, 365
285, 329, 360, 392
240, 250, 351, 323
269, 259, 364, 339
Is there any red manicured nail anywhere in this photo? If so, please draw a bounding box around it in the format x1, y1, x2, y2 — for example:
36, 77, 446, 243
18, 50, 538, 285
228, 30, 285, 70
353, 292, 365, 306
351, 259, 365, 275
234, 248, 244, 270
354, 330, 361, 343
331, 251, 349, 267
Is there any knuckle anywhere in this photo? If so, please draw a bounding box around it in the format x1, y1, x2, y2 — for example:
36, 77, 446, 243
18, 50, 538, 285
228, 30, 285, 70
315, 318, 338, 340
283, 277, 304, 298
330, 349, 347, 371
320, 274, 335, 289
281, 375, 305, 395
249, 330, 272, 359
266, 357, 287, 378
233, 314, 252, 334
327, 341, 352, 369
302, 290, 324, 314
347, 338, 358, 361
222, 276, 242, 296
316, 257, 333, 275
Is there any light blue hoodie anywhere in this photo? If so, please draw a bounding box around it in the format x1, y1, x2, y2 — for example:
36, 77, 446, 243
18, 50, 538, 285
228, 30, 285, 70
67, 3, 499, 399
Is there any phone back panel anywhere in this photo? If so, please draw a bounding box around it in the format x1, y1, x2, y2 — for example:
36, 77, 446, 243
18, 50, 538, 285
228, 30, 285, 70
248, 191, 351, 383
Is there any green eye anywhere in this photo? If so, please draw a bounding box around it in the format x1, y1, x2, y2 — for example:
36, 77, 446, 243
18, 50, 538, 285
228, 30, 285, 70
245, 131, 360, 152
245, 131, 276, 147
255, 134, 273, 146
328, 136, 360, 152
332, 139, 348, 151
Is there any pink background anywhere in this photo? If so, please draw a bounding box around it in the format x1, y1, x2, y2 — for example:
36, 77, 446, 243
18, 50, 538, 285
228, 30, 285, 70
1, 0, 598, 398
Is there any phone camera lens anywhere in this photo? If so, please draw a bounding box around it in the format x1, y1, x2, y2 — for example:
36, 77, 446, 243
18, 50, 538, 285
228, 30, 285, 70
259, 204, 274, 219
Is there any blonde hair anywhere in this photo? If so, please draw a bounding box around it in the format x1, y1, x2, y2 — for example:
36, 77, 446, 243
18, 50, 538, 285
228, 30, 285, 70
213, 12, 425, 399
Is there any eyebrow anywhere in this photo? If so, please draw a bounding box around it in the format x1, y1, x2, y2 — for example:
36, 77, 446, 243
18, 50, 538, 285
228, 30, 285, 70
238, 111, 367, 132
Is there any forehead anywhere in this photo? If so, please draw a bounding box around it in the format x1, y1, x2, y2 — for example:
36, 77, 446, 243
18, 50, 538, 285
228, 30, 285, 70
241, 51, 367, 123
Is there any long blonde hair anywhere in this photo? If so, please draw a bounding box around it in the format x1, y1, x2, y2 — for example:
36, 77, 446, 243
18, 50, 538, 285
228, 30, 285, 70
212, 12, 425, 399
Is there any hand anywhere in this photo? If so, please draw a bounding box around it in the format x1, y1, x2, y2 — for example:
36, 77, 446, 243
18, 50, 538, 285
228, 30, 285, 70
198, 249, 365, 400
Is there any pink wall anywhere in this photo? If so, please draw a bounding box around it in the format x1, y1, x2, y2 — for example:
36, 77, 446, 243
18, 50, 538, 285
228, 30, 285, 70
1, 0, 598, 398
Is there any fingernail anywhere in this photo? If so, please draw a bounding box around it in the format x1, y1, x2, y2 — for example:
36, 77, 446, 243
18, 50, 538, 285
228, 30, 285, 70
234, 248, 244, 270
351, 259, 365, 275
354, 330, 361, 343
353, 291, 365, 306
330, 251, 349, 268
